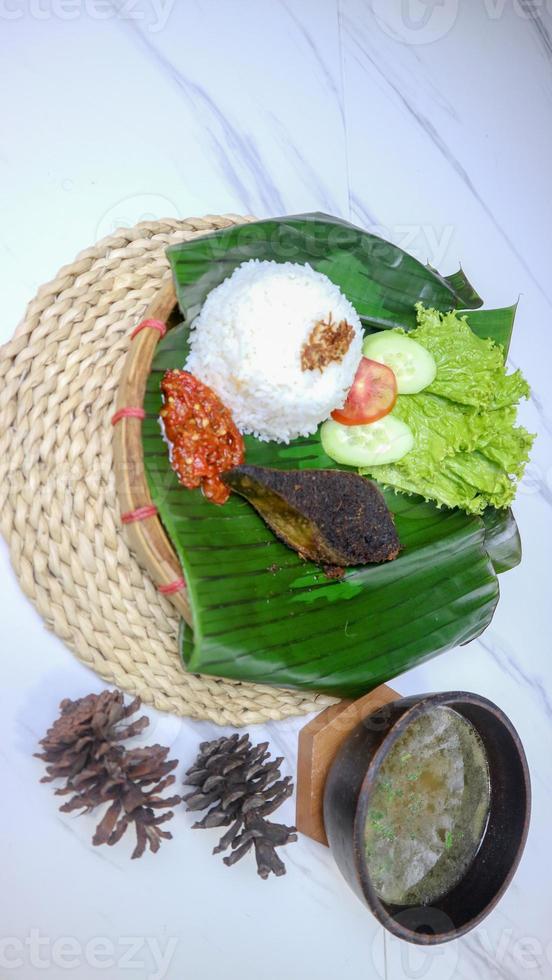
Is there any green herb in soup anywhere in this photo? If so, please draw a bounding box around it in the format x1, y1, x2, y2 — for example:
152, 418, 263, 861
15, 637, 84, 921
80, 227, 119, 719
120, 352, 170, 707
364, 706, 490, 906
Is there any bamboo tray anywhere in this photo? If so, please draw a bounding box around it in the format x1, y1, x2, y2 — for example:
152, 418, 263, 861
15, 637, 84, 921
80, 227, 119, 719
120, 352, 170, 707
0, 212, 333, 726
112, 278, 190, 619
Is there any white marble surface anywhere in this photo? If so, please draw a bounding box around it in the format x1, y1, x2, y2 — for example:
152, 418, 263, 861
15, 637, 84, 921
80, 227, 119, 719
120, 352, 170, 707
1, 2, 552, 978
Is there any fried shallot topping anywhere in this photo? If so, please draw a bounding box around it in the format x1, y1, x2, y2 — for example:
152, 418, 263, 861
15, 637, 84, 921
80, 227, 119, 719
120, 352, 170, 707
300, 313, 355, 372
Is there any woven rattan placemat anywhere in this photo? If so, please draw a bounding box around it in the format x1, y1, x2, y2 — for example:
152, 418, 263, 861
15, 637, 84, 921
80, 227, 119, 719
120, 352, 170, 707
0, 215, 335, 726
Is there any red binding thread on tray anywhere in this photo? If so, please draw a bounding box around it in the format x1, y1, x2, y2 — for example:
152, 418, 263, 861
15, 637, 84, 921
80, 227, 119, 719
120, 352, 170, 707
121, 505, 158, 524
131, 318, 167, 339
111, 407, 146, 425
158, 577, 186, 596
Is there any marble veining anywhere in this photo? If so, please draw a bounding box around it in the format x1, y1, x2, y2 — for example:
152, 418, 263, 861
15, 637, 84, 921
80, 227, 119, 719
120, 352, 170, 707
477, 633, 552, 727
340, 4, 552, 307
520, 0, 552, 61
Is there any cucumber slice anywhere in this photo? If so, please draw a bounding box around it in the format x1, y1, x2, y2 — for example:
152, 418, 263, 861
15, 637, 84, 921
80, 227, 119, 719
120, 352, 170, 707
321, 416, 414, 467
362, 331, 436, 394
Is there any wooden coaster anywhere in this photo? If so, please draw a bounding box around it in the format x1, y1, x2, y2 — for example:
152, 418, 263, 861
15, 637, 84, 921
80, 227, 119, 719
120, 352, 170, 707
296, 684, 399, 845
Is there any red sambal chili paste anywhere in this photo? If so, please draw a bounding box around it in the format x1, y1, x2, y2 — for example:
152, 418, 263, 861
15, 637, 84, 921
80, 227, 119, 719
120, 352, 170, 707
160, 370, 244, 505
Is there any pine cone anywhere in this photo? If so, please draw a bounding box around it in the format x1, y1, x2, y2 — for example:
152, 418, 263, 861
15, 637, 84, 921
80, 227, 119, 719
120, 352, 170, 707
35, 691, 149, 785
183, 733, 297, 878
36, 691, 181, 858
72, 745, 180, 859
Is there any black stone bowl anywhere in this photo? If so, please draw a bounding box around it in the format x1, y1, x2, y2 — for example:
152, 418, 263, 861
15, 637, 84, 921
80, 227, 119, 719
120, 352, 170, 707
323, 691, 530, 945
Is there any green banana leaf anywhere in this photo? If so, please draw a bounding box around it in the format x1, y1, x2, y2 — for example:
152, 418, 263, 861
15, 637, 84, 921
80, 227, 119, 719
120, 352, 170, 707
462, 302, 519, 355
167, 212, 483, 331
481, 507, 521, 574
141, 214, 521, 698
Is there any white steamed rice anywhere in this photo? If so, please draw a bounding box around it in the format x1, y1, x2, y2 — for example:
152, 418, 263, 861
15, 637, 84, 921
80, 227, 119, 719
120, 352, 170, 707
185, 260, 363, 442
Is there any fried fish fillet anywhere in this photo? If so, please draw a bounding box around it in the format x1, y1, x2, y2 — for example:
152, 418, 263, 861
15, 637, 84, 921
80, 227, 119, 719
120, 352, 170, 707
222, 465, 400, 568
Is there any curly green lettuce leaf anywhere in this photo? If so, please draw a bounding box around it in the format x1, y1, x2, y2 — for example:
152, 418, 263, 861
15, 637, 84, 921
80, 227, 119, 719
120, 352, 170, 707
446, 452, 515, 508
389, 396, 533, 485
410, 304, 529, 409
478, 419, 533, 476
361, 305, 534, 513
362, 461, 489, 514
390, 391, 471, 467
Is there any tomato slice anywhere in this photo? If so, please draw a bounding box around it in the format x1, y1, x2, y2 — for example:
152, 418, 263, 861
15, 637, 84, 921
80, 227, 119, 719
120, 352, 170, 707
331, 358, 397, 425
